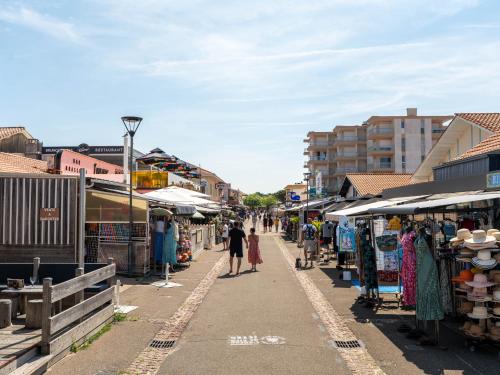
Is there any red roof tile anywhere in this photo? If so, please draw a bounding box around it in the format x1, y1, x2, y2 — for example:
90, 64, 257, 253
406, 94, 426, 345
456, 113, 500, 133
0, 152, 48, 174
345, 173, 413, 196
451, 133, 500, 161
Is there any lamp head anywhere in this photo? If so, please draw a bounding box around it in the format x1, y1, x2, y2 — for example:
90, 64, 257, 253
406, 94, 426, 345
121, 116, 143, 136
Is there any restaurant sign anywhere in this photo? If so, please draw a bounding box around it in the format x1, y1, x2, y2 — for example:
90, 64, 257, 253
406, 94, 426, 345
487, 172, 500, 189
40, 208, 60, 221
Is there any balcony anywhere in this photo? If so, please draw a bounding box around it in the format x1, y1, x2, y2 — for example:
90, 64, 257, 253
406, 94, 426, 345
368, 127, 394, 138
309, 156, 328, 163
367, 162, 394, 172
308, 141, 329, 148
334, 151, 359, 160
334, 167, 359, 175
368, 145, 393, 154
334, 135, 365, 144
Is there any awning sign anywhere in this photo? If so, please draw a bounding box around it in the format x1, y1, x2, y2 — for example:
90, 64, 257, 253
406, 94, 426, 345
40, 208, 60, 221
487, 172, 500, 189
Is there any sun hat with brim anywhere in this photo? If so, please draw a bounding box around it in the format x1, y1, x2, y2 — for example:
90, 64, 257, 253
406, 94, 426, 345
459, 248, 475, 256
493, 290, 500, 302
467, 294, 492, 302
465, 241, 497, 250
471, 259, 498, 270
487, 229, 499, 237
459, 321, 472, 331
466, 324, 485, 337
465, 230, 496, 244
467, 306, 492, 319
450, 228, 472, 243
452, 269, 474, 283
493, 232, 500, 241
465, 273, 496, 288
493, 306, 500, 317
471, 250, 498, 269
457, 301, 474, 314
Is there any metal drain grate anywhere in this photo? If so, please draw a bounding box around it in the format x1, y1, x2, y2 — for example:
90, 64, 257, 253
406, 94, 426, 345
332, 340, 363, 349
149, 339, 176, 349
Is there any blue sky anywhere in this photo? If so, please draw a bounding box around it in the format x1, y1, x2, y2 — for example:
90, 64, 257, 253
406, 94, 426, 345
1, 0, 500, 193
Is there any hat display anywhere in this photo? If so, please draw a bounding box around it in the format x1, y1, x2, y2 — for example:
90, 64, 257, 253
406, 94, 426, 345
471, 250, 498, 269
486, 229, 499, 237
452, 269, 474, 283
493, 232, 500, 241
465, 273, 496, 288
451, 228, 472, 243
464, 230, 497, 249
495, 253, 500, 262
460, 321, 472, 331
459, 249, 475, 257
494, 290, 500, 302
467, 306, 491, 319
491, 273, 500, 284
457, 301, 474, 314
466, 324, 485, 337
467, 294, 492, 302
488, 325, 500, 341
493, 306, 500, 317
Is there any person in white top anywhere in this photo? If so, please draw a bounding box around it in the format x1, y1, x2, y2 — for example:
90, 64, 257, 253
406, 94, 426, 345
222, 222, 229, 250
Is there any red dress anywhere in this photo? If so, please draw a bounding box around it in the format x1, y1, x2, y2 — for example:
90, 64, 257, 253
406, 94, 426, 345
248, 235, 263, 264
401, 231, 417, 306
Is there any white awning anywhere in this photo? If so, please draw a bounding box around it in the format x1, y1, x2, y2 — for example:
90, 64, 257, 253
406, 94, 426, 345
368, 191, 500, 214
326, 195, 426, 219
286, 198, 334, 212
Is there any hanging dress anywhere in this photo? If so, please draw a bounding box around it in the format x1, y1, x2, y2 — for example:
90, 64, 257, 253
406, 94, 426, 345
361, 229, 378, 290
247, 235, 263, 265
401, 231, 417, 306
163, 223, 178, 265
415, 235, 444, 321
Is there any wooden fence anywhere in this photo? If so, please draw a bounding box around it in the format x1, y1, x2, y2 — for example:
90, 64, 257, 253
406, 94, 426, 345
41, 258, 115, 356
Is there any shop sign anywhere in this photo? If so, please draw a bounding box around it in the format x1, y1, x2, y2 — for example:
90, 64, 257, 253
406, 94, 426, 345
487, 172, 500, 189
40, 208, 60, 221
43, 145, 124, 155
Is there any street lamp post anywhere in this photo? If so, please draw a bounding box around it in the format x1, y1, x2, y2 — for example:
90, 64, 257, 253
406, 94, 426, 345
121, 116, 143, 276
303, 172, 311, 222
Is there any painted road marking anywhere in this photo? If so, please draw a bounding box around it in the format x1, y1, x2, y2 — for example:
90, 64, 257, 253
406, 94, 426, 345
228, 335, 286, 346
274, 237, 385, 375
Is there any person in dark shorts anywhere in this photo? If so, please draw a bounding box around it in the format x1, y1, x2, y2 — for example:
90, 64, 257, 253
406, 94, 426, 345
228, 221, 248, 276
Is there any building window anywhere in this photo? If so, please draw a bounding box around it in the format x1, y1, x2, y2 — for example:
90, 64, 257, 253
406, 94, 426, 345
401, 120, 405, 129
421, 119, 425, 129
402, 155, 406, 171
401, 138, 406, 152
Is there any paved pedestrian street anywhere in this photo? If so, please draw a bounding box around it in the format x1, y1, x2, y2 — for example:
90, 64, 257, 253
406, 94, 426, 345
47, 231, 499, 375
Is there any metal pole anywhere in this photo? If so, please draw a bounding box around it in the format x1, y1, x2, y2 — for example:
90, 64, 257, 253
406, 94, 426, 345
78, 168, 86, 268
306, 178, 309, 222
128, 135, 134, 276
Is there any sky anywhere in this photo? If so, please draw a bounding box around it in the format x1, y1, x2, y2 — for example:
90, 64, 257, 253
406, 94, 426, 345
1, 0, 500, 193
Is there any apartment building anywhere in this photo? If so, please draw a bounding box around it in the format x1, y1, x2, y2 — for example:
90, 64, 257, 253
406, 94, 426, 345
304, 108, 452, 195
365, 108, 451, 174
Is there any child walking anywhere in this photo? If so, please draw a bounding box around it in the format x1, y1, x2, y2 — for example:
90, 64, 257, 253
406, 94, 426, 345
248, 228, 263, 271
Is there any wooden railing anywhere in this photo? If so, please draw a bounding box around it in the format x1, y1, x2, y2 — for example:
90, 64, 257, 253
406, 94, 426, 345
41, 258, 115, 356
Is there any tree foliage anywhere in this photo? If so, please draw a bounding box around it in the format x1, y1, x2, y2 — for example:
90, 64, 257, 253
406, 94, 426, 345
272, 189, 286, 203
243, 193, 263, 208
261, 195, 278, 209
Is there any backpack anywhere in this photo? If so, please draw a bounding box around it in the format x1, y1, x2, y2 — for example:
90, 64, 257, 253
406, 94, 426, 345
304, 224, 316, 240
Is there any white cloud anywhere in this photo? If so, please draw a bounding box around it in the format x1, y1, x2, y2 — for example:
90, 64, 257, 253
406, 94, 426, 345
0, 7, 83, 43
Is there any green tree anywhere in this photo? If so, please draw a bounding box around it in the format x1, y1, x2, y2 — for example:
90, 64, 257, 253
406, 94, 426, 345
272, 189, 286, 203
243, 193, 263, 208
261, 195, 278, 209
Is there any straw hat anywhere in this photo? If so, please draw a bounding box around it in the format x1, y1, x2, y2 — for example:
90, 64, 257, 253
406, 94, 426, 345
487, 229, 499, 237
493, 306, 500, 317
459, 248, 475, 257
464, 230, 497, 249
488, 325, 500, 341
468, 306, 491, 319
493, 232, 500, 242
452, 269, 474, 283
451, 228, 472, 243
466, 324, 485, 337
494, 290, 500, 302
471, 250, 498, 269
465, 273, 496, 288
457, 301, 474, 314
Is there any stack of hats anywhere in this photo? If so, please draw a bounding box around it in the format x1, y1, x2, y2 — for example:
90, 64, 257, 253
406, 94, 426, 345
452, 269, 474, 292
466, 274, 496, 301
463, 230, 499, 269
488, 322, 500, 341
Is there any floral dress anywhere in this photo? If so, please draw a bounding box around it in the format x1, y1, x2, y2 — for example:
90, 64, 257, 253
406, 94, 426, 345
248, 235, 263, 265
401, 231, 417, 306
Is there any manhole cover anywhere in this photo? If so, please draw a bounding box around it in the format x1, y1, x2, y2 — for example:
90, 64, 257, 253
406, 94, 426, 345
149, 339, 176, 349
332, 340, 363, 349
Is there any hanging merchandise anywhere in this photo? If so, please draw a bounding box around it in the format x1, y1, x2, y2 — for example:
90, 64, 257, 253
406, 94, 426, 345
360, 228, 378, 291
154, 219, 165, 263
339, 216, 356, 252
163, 221, 178, 266
415, 232, 444, 321
401, 230, 417, 307
439, 258, 453, 314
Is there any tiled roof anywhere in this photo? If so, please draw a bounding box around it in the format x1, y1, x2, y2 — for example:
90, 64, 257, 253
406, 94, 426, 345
451, 133, 500, 161
0, 127, 32, 141
456, 113, 500, 133
345, 173, 413, 196
0, 152, 48, 174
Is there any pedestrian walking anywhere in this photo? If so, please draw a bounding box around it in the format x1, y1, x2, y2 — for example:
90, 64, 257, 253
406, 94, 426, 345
248, 228, 263, 271
263, 216, 268, 233
252, 212, 257, 230
222, 221, 229, 250
302, 218, 317, 268
228, 221, 248, 276
274, 217, 280, 233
